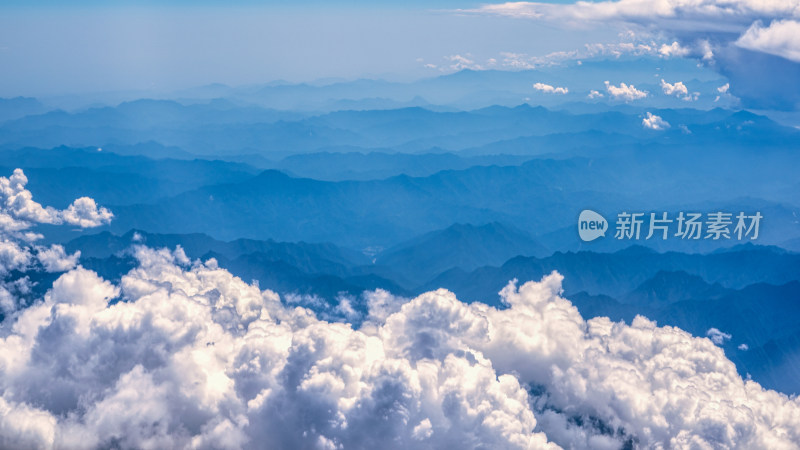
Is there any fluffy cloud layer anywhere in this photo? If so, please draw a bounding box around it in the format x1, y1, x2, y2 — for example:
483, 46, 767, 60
1, 244, 799, 448
0, 248, 557, 449
1, 170, 799, 449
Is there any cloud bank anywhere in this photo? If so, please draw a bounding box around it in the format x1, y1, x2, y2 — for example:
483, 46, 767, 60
1, 170, 799, 449
1, 249, 798, 448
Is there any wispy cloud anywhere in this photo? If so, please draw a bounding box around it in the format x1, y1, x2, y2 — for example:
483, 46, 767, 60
706, 327, 733, 345
588, 89, 604, 99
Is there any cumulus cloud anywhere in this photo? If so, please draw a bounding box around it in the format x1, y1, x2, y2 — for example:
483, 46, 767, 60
1, 171, 798, 449
660, 79, 688, 96
533, 82, 569, 94
604, 81, 648, 101
660, 79, 700, 101
587, 90, 604, 99
0, 169, 112, 234
0, 247, 556, 449
736, 19, 800, 62
643, 112, 671, 130
61, 197, 114, 228
1, 241, 799, 449
0, 169, 60, 231
0, 169, 111, 314
35, 245, 80, 273
659, 41, 690, 57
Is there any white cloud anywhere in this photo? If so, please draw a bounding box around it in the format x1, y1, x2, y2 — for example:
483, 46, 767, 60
0, 169, 110, 314
659, 41, 690, 57
0, 169, 112, 234
467, 1, 800, 28
491, 42, 660, 72
62, 197, 114, 228
0, 248, 557, 449
706, 327, 733, 345
661, 79, 700, 101
501, 52, 536, 69
714, 82, 736, 102
587, 90, 604, 99
699, 39, 715, 60
604, 81, 648, 101
36, 245, 80, 273
0, 241, 32, 276
739, 343, 750, 351
660, 79, 688, 96
583, 41, 658, 59
463, 1, 800, 107
1, 171, 798, 449
1, 246, 799, 449
736, 19, 800, 62
533, 82, 569, 94
444, 54, 485, 71
643, 112, 670, 130
0, 169, 60, 231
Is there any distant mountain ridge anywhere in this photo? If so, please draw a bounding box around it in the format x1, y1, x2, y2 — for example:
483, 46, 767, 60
374, 222, 549, 285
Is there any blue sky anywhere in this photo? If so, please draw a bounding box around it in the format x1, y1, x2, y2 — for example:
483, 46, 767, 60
0, 4, 612, 95
1, 0, 597, 7
1, 0, 798, 111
